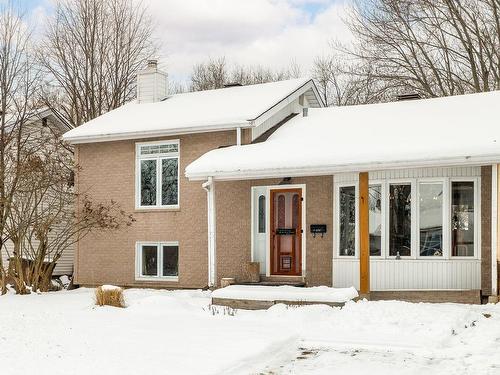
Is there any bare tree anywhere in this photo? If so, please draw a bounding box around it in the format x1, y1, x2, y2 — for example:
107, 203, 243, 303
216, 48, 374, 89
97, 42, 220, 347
2, 117, 135, 294
342, 0, 500, 98
40, 0, 157, 126
0, 4, 136, 294
0, 4, 42, 294
313, 53, 389, 106
190, 57, 303, 91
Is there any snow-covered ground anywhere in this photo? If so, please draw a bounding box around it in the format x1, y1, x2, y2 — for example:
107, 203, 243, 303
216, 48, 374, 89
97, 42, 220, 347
1, 288, 499, 375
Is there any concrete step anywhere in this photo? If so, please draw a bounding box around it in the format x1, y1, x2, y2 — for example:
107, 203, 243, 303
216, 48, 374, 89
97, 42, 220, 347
237, 281, 306, 287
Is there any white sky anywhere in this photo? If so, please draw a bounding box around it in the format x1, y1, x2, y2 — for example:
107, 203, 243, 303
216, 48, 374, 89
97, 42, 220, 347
24, 0, 354, 84
148, 0, 353, 82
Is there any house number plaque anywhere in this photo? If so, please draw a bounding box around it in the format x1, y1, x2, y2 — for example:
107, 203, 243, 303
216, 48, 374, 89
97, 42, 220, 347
276, 228, 296, 235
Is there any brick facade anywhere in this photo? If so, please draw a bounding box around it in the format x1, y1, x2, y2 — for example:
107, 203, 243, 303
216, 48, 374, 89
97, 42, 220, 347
215, 176, 333, 286
75, 130, 236, 288
481, 166, 492, 296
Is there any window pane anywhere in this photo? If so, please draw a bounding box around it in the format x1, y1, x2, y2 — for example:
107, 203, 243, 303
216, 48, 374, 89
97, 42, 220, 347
142, 245, 158, 276
162, 245, 179, 277
258, 195, 266, 233
140, 143, 178, 155
451, 181, 474, 256
389, 184, 411, 256
339, 186, 356, 256
162, 158, 178, 205
141, 160, 157, 206
419, 183, 443, 256
369, 185, 382, 256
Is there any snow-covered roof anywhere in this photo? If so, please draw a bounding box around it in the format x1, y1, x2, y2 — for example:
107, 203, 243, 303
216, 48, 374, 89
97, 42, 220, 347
186, 90, 500, 180
63, 78, 320, 144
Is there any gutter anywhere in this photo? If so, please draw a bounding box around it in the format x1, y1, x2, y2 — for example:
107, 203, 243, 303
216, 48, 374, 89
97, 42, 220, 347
63, 121, 252, 144
186, 154, 500, 181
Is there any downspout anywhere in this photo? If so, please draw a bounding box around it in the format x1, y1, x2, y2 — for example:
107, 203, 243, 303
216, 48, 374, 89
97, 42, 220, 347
236, 127, 242, 146
202, 177, 216, 288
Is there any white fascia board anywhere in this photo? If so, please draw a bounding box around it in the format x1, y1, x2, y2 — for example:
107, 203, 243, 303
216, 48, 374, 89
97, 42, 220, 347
64, 121, 251, 144
185, 154, 500, 181
249, 80, 320, 127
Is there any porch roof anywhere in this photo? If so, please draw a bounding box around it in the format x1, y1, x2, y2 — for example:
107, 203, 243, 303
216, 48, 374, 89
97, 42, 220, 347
185, 90, 500, 180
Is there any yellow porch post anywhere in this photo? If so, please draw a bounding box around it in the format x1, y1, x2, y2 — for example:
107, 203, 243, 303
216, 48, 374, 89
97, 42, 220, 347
359, 172, 370, 297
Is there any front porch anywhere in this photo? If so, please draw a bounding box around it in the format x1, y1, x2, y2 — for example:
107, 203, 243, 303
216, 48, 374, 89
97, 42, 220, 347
211, 284, 358, 310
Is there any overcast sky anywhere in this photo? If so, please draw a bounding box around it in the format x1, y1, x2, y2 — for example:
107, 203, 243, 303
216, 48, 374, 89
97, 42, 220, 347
22, 0, 353, 83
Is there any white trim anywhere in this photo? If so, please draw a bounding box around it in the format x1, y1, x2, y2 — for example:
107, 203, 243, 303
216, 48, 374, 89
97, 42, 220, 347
335, 182, 358, 258
135, 139, 180, 210
65, 121, 252, 144
333, 175, 481, 261
135, 241, 179, 281
261, 184, 306, 277
415, 179, 446, 259
492, 165, 498, 295
186, 156, 500, 181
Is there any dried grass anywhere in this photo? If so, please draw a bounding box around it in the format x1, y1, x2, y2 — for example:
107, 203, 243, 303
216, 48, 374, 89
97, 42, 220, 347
95, 285, 125, 308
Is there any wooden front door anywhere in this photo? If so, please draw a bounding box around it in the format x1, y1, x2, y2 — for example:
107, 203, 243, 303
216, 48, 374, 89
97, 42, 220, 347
270, 188, 302, 276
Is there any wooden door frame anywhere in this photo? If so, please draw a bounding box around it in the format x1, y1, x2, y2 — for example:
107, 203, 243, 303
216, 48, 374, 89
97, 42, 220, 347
269, 187, 303, 276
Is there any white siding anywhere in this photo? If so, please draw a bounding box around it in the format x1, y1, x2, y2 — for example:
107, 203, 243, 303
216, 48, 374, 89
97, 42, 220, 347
137, 70, 168, 103
1, 235, 74, 276
333, 166, 482, 291
251, 87, 321, 141
335, 166, 481, 184
252, 99, 302, 141
333, 258, 481, 290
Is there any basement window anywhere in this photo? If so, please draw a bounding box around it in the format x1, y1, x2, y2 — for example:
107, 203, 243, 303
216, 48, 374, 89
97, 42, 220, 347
136, 140, 179, 209
136, 242, 179, 280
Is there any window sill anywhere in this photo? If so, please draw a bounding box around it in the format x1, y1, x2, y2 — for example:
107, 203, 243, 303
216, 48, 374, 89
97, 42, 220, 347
135, 277, 179, 282
135, 205, 180, 213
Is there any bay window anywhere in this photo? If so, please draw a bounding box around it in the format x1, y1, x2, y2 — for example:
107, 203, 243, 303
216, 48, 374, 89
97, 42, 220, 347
335, 177, 478, 259
136, 140, 179, 209
136, 242, 179, 280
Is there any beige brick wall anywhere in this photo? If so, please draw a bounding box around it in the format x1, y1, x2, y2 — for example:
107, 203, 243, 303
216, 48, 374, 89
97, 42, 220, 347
75, 130, 236, 288
75, 126, 335, 289
215, 176, 333, 287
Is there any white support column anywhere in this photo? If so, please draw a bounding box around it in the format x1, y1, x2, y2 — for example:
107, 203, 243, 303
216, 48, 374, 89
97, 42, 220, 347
492, 165, 498, 296
203, 177, 217, 288
236, 127, 242, 146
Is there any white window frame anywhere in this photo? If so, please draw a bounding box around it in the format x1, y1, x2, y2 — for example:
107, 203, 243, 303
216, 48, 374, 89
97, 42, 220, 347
334, 176, 480, 260
135, 241, 179, 281
336, 182, 359, 258
368, 181, 385, 259
135, 140, 180, 210
416, 178, 448, 259
385, 179, 416, 259
449, 177, 481, 260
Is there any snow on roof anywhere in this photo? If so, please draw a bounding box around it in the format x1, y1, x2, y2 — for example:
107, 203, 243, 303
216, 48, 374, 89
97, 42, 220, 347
63, 78, 313, 144
186, 90, 500, 180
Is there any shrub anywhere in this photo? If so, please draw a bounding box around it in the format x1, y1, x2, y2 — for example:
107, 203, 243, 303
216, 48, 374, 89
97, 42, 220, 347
95, 285, 125, 308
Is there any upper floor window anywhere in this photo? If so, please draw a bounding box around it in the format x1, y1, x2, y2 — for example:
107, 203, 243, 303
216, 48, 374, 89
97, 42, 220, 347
136, 140, 179, 209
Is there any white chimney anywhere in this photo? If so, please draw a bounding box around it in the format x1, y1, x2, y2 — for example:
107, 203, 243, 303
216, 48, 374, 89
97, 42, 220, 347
137, 59, 168, 103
